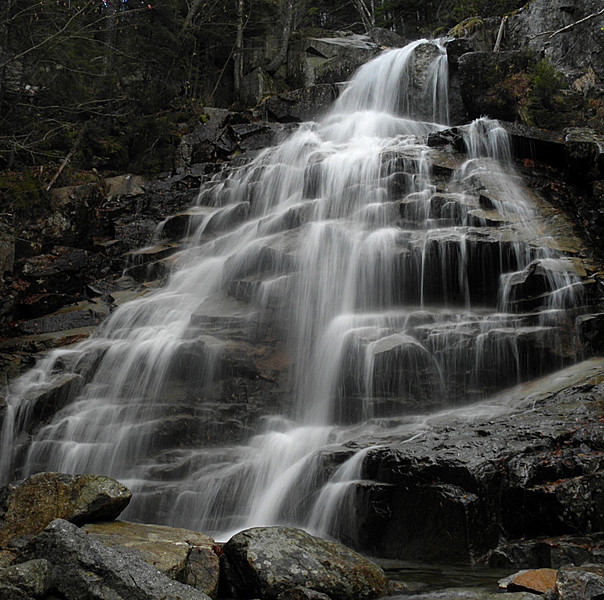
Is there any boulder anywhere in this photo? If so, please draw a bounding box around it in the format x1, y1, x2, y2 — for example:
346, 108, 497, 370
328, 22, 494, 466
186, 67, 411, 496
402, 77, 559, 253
1, 559, 54, 598
500, 568, 557, 594
0, 472, 131, 547
0, 582, 33, 599
287, 34, 380, 89
277, 588, 332, 600
83, 521, 219, 598
555, 564, 604, 600
34, 518, 210, 600
367, 28, 406, 49
222, 526, 391, 600
263, 85, 338, 123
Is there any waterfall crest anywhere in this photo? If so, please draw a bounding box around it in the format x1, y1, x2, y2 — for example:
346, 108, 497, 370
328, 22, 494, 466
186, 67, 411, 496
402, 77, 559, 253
0, 40, 594, 541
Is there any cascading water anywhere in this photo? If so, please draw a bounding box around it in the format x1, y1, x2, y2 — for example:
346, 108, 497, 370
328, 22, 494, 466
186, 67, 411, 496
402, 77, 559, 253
0, 39, 595, 544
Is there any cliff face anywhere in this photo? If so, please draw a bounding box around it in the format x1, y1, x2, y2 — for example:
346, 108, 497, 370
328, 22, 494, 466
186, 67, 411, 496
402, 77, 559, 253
506, 0, 604, 80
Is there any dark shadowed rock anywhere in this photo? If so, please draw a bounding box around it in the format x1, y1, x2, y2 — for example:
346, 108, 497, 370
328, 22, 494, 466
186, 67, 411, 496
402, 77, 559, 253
287, 34, 379, 89
488, 533, 604, 569
555, 564, 604, 600
458, 51, 535, 121
565, 128, 604, 181
1, 559, 54, 597
222, 526, 391, 600
34, 519, 210, 600
0, 473, 131, 547
277, 587, 332, 600
263, 85, 338, 123
83, 520, 220, 598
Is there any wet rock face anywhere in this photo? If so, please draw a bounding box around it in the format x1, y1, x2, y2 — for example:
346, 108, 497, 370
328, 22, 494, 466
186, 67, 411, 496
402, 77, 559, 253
489, 533, 604, 569
342, 359, 604, 563
0, 473, 131, 547
222, 526, 391, 600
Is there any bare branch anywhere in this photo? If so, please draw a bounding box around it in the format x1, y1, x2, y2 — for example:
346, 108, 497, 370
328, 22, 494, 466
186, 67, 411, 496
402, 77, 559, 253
529, 8, 604, 40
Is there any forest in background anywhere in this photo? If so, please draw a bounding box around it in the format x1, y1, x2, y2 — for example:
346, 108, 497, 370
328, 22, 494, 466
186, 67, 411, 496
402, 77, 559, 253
0, 0, 529, 176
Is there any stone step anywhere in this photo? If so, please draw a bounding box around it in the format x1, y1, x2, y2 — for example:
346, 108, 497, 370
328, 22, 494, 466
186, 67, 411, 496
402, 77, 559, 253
500, 258, 591, 312
13, 298, 112, 336
224, 228, 299, 282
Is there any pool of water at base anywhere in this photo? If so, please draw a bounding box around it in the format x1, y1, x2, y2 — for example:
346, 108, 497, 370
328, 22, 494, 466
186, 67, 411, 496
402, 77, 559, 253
377, 559, 513, 596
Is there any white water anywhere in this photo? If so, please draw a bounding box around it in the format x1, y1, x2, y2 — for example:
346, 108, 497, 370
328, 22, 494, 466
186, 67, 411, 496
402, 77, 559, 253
0, 39, 590, 541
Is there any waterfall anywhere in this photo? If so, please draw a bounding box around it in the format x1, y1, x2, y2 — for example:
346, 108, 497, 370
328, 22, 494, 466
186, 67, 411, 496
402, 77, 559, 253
0, 39, 593, 543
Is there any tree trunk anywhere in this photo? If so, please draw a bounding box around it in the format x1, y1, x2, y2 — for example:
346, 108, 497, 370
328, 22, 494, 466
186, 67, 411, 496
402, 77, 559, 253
265, 0, 294, 75
351, 0, 374, 32
234, 0, 245, 95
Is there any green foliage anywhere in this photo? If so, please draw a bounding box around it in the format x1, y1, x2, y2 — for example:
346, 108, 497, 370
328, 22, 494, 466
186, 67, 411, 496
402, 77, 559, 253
448, 17, 484, 38
526, 60, 574, 129
0, 169, 51, 219
374, 0, 526, 33
491, 58, 575, 130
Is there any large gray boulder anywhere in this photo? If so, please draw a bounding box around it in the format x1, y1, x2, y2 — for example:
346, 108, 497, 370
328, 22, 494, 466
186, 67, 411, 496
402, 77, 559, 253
287, 33, 380, 89
34, 519, 210, 600
222, 526, 391, 600
555, 564, 604, 599
0, 472, 131, 547
83, 520, 220, 599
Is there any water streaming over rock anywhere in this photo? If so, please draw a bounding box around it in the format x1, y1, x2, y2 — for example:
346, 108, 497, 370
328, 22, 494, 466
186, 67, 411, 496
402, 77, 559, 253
0, 39, 597, 544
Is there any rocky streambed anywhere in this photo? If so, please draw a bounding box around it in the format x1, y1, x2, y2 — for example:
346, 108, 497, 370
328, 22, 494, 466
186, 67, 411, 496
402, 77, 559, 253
0, 467, 602, 599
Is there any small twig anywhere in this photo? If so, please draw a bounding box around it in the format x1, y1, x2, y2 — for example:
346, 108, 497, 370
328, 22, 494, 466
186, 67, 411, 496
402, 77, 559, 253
46, 126, 86, 191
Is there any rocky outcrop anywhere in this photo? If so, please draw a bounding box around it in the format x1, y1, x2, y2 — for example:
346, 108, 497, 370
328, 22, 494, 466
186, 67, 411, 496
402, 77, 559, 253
222, 526, 391, 600
263, 85, 338, 122
565, 128, 604, 181
287, 33, 380, 89
506, 0, 604, 79
490, 534, 604, 569
326, 358, 604, 564
0, 473, 131, 547
34, 519, 210, 600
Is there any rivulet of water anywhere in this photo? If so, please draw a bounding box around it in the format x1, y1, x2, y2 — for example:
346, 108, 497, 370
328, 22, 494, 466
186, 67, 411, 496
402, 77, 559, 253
0, 39, 593, 543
